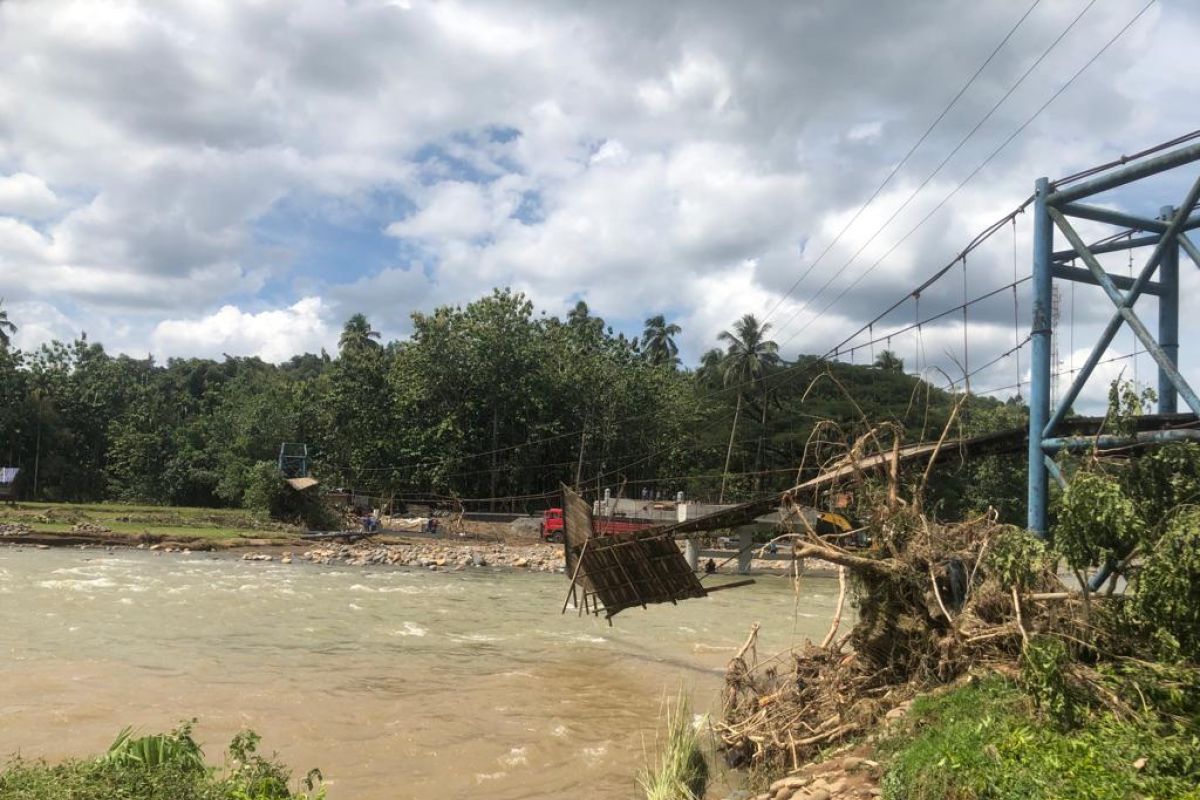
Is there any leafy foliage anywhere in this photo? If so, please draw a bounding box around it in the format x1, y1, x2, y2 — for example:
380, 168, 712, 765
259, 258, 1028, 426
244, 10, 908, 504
1128, 508, 1200, 661
99, 722, 206, 773
0, 725, 323, 800
1054, 470, 1141, 572
986, 527, 1049, 591
1019, 636, 1079, 729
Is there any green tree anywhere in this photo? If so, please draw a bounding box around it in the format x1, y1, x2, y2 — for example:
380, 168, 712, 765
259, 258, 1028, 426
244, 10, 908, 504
0, 299, 16, 350
717, 314, 780, 502
641, 315, 682, 368
873, 349, 904, 372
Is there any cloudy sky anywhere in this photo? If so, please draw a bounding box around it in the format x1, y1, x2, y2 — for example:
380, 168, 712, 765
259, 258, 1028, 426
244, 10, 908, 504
1, 0, 1197, 406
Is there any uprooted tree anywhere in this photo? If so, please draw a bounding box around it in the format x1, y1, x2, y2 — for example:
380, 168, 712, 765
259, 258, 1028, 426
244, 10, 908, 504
716, 382, 1200, 771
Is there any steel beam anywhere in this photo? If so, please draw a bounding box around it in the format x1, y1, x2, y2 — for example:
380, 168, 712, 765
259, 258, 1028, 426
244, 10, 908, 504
1050, 263, 1167, 296
1044, 170, 1200, 435
1028, 177, 1053, 537
1049, 208, 1200, 416
1043, 429, 1200, 452
1159, 206, 1180, 414
1180, 232, 1200, 270
1044, 456, 1067, 490
1058, 202, 1168, 233
1052, 233, 1161, 262
1048, 141, 1200, 205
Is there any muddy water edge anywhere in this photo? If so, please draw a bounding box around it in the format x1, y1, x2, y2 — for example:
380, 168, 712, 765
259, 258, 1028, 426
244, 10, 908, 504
0, 546, 840, 799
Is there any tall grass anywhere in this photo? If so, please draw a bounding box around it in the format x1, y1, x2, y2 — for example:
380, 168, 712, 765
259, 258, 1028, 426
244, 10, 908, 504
637, 692, 709, 800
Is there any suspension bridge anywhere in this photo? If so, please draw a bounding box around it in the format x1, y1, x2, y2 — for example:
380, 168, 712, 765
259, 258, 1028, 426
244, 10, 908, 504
613, 134, 1200, 557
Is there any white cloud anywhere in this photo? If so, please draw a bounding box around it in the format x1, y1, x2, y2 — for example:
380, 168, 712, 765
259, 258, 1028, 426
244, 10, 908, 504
0, 173, 62, 219
846, 121, 883, 143
149, 297, 335, 362
0, 0, 1192, 392
387, 180, 504, 242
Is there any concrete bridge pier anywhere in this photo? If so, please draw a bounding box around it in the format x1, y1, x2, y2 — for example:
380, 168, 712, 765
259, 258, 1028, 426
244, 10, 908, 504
737, 526, 755, 574
684, 538, 700, 570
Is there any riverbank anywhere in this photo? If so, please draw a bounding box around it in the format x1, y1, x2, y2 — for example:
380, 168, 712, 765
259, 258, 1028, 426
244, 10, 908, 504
0, 501, 817, 575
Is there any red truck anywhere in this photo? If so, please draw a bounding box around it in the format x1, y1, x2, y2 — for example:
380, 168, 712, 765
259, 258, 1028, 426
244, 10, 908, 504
539, 508, 657, 542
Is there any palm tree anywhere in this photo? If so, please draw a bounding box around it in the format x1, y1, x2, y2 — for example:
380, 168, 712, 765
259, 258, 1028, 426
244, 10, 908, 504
641, 315, 681, 367
873, 349, 904, 372
696, 348, 725, 388
717, 314, 780, 502
338, 313, 381, 354
0, 299, 16, 350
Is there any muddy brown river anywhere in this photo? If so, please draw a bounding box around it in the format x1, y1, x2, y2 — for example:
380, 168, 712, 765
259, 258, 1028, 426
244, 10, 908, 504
0, 547, 838, 799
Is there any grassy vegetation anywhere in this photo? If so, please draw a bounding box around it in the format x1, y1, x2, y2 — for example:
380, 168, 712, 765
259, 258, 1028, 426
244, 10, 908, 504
0, 501, 299, 542
0, 723, 323, 800
638, 693, 709, 800
879, 677, 1200, 800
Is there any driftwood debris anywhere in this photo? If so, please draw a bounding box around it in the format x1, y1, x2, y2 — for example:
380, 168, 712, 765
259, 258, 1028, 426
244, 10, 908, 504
712, 416, 1110, 770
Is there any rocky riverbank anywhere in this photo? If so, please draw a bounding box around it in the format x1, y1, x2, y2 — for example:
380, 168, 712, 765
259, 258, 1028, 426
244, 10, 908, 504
293, 540, 567, 572
723, 748, 882, 800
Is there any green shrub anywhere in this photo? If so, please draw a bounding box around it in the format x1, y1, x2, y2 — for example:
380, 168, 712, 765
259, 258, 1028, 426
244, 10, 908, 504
1128, 508, 1200, 661
879, 678, 1200, 800
986, 527, 1049, 591
1054, 470, 1141, 572
0, 725, 323, 800
243, 461, 338, 530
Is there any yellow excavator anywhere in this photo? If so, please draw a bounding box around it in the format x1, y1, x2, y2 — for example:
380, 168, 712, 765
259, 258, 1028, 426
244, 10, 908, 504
813, 510, 869, 548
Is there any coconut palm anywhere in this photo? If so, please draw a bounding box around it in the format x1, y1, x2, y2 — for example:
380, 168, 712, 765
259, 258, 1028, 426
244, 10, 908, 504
717, 314, 780, 502
696, 348, 725, 388
0, 299, 16, 350
641, 315, 681, 367
338, 313, 381, 354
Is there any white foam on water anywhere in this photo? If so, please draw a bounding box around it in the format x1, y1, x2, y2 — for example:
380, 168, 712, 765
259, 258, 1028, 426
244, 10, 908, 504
551, 724, 569, 737
348, 584, 374, 593
571, 634, 606, 644
392, 621, 426, 637
448, 632, 503, 643
474, 771, 507, 784
499, 747, 527, 767
348, 602, 363, 611
119, 598, 133, 606
581, 742, 609, 764
37, 577, 117, 592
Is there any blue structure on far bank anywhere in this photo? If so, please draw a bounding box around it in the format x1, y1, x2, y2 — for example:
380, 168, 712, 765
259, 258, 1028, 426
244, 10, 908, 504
1027, 142, 1200, 539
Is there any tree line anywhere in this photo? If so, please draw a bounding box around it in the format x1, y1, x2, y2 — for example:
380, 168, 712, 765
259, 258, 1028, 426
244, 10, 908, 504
0, 290, 1027, 519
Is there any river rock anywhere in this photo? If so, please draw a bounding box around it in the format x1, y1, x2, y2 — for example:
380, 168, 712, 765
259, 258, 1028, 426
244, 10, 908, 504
771, 776, 809, 793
